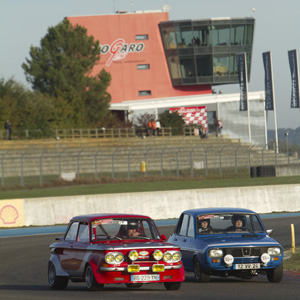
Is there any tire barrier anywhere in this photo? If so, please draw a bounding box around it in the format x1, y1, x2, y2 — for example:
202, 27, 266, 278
250, 166, 275, 178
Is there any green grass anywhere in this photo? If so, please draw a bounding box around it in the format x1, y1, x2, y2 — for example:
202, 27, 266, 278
284, 247, 300, 271
1, 175, 300, 200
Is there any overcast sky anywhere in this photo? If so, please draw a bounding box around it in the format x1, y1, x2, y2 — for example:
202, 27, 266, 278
1, 0, 300, 130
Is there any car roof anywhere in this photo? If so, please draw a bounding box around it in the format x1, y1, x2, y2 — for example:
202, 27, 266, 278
182, 207, 257, 217
70, 213, 151, 222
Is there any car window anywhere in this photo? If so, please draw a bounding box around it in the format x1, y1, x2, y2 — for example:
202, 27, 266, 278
178, 214, 189, 236
187, 216, 194, 237
196, 213, 264, 234
65, 222, 79, 241
77, 223, 89, 242
90, 218, 160, 241
250, 215, 264, 232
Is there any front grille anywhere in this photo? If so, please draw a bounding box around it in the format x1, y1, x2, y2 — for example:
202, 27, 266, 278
224, 247, 267, 257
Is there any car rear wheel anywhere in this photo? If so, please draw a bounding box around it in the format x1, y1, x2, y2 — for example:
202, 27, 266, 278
267, 264, 283, 282
85, 265, 104, 291
164, 282, 181, 290
125, 283, 143, 289
48, 262, 68, 290
194, 257, 210, 283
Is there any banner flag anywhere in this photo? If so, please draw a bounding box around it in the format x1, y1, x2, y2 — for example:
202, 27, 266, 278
236, 53, 248, 111
262, 52, 274, 111
288, 49, 300, 108
169, 106, 207, 129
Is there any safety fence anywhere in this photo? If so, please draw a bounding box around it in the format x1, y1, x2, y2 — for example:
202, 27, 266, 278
0, 126, 215, 140
0, 144, 296, 188
0, 127, 178, 140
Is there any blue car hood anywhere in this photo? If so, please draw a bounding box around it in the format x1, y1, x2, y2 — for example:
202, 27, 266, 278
199, 234, 280, 248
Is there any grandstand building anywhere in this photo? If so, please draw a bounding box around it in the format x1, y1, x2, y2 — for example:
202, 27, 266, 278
68, 10, 266, 145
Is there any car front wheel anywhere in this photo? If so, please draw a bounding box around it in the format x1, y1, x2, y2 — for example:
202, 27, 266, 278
164, 282, 181, 290
48, 262, 68, 290
194, 257, 210, 283
267, 264, 283, 282
85, 265, 104, 291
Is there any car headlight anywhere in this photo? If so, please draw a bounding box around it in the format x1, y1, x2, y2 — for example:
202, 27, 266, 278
267, 247, 281, 256
163, 252, 172, 262
129, 250, 139, 261
172, 251, 182, 262
105, 253, 115, 263
209, 249, 223, 258
105, 252, 124, 264
153, 250, 163, 261
260, 253, 271, 264
115, 253, 124, 263
224, 254, 234, 266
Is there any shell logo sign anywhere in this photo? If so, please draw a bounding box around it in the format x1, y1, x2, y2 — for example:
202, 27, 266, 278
0, 200, 24, 227
100, 38, 145, 67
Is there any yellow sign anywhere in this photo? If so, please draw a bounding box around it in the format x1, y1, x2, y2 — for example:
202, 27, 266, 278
0, 199, 24, 228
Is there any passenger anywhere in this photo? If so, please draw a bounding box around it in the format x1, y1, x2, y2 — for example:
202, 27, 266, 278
197, 217, 213, 233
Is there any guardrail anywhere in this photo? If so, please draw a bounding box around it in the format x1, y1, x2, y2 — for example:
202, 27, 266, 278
0, 126, 215, 140
0, 127, 176, 140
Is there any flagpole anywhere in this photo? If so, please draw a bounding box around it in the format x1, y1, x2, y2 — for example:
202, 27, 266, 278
244, 53, 251, 143
264, 109, 268, 150
269, 51, 279, 153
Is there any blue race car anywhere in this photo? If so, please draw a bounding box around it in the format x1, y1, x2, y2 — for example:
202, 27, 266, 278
168, 208, 284, 282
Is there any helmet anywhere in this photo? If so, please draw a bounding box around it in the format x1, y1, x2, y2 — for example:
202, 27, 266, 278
127, 222, 138, 230
197, 218, 210, 227
231, 215, 246, 227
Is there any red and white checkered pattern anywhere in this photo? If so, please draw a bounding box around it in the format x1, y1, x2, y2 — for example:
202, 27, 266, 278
169, 106, 207, 130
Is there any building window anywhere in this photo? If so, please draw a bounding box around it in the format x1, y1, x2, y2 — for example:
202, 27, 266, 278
136, 34, 148, 40
139, 90, 151, 96
137, 64, 150, 70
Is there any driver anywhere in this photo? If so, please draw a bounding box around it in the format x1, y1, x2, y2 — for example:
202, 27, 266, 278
126, 222, 140, 237
228, 215, 246, 232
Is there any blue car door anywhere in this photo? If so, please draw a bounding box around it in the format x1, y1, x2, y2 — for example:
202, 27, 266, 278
170, 214, 195, 271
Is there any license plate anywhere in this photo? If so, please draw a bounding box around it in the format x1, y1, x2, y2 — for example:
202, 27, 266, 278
131, 274, 160, 282
234, 263, 260, 270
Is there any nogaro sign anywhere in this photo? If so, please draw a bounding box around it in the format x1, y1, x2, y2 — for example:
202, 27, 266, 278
100, 39, 145, 67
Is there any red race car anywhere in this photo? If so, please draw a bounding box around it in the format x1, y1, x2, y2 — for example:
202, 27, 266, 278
48, 214, 184, 290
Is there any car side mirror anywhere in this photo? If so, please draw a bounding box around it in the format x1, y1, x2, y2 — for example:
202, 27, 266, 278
160, 234, 167, 241
266, 229, 273, 236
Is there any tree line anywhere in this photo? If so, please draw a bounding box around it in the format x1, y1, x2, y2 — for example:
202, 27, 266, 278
1, 19, 184, 138
1, 19, 115, 137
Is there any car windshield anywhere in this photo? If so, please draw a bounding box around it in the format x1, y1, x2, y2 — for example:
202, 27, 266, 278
196, 213, 264, 234
90, 218, 161, 241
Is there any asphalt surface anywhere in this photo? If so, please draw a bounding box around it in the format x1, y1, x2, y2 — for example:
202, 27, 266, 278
0, 216, 299, 300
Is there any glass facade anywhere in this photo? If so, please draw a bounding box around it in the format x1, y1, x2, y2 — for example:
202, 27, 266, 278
159, 18, 255, 86
218, 99, 266, 146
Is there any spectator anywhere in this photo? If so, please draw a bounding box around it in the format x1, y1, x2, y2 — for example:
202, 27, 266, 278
193, 126, 199, 136
4, 120, 12, 140
199, 124, 207, 139
148, 120, 152, 136
155, 119, 161, 136
151, 119, 157, 136
218, 119, 223, 134
214, 118, 219, 137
